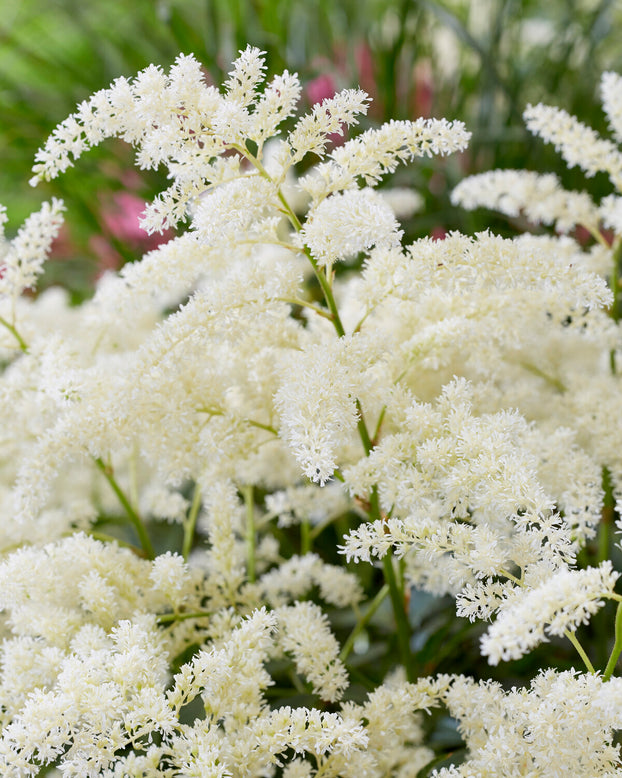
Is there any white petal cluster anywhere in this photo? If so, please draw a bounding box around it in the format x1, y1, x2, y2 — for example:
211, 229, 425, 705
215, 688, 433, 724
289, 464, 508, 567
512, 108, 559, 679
0, 538, 386, 776
451, 169, 600, 232
276, 602, 349, 702
300, 188, 402, 267
454, 71, 622, 252
600, 193, 622, 235
481, 562, 620, 664
0, 199, 65, 319
275, 336, 363, 485
524, 101, 622, 190
260, 553, 363, 608
265, 481, 351, 528
601, 71, 622, 144
287, 88, 370, 162
435, 672, 622, 777
300, 118, 471, 201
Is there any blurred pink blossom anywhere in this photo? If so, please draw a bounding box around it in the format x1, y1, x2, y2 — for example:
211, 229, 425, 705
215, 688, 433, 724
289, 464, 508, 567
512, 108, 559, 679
91, 191, 172, 274
306, 73, 337, 105
355, 42, 379, 112
412, 60, 434, 118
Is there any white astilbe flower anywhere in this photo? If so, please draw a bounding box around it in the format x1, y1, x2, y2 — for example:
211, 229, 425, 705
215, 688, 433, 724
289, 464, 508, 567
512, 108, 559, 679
300, 118, 471, 201
197, 480, 247, 604
524, 102, 622, 190
352, 232, 613, 388
600, 193, 622, 235
343, 378, 554, 531
265, 482, 351, 528
223, 45, 267, 106
167, 606, 276, 719
191, 175, 282, 248
340, 377, 606, 614
259, 553, 363, 608
435, 671, 622, 777
276, 602, 349, 702
275, 336, 363, 485
29, 49, 326, 233
248, 70, 302, 147
149, 551, 189, 607
12, 49, 622, 778
601, 71, 622, 144
139, 483, 189, 523
451, 170, 600, 233
327, 674, 451, 778
287, 88, 370, 162
0, 600, 376, 777
0, 616, 172, 777
455, 579, 517, 622
481, 561, 619, 664
9, 249, 303, 521
0, 535, 205, 650
300, 188, 403, 267
0, 199, 65, 303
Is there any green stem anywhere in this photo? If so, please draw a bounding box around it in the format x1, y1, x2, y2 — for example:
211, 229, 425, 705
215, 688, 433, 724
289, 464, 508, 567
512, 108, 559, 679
356, 400, 373, 455
234, 142, 347, 340
94, 457, 155, 559
610, 238, 622, 324
340, 583, 390, 662
245, 419, 279, 435
564, 628, 595, 674
182, 483, 202, 561
372, 406, 387, 445
0, 315, 28, 353
604, 602, 622, 680
383, 552, 414, 681
301, 519, 312, 555
599, 466, 614, 564
242, 485, 256, 583
304, 252, 346, 337
365, 483, 413, 680
518, 361, 566, 393
87, 530, 146, 556
278, 296, 336, 322
157, 610, 212, 626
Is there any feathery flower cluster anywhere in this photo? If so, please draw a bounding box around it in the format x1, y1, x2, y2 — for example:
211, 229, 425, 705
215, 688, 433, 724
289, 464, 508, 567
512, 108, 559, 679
453, 70, 622, 248
0, 47, 621, 776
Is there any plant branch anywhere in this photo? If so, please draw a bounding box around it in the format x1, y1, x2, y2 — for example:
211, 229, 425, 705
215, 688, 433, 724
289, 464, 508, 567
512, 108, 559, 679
0, 315, 28, 353
182, 483, 202, 561
242, 485, 256, 583
564, 628, 595, 674
157, 610, 212, 626
94, 457, 155, 559
340, 583, 390, 662
604, 601, 622, 680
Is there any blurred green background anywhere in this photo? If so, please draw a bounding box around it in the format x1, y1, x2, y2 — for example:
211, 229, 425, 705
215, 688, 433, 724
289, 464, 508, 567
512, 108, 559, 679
1, 0, 621, 293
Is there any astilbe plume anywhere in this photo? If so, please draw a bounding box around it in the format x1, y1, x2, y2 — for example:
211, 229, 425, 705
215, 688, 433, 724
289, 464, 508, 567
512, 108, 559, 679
0, 47, 621, 776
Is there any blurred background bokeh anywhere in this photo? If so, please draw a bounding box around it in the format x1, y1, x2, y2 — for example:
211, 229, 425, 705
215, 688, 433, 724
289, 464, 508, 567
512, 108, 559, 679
1, 0, 621, 296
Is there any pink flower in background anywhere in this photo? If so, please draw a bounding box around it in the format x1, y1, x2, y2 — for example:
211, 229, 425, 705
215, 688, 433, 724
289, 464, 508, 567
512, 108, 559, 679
306, 73, 336, 106
90, 191, 172, 274
101, 192, 171, 249
412, 60, 434, 118
355, 42, 379, 113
